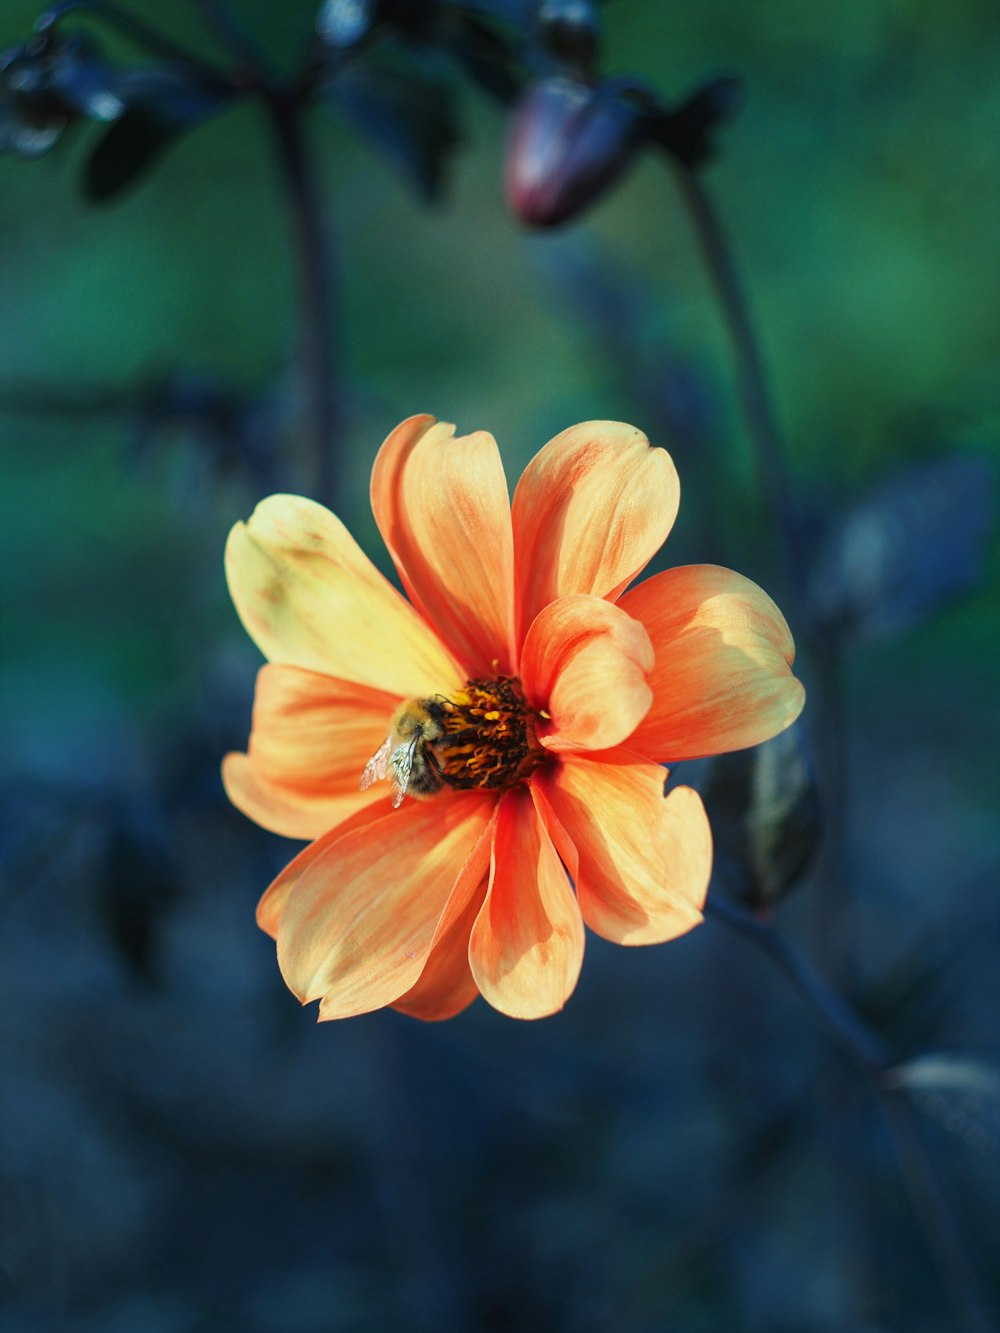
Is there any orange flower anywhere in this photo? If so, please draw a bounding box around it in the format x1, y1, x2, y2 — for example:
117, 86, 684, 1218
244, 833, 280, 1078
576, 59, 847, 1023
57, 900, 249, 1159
224, 417, 804, 1021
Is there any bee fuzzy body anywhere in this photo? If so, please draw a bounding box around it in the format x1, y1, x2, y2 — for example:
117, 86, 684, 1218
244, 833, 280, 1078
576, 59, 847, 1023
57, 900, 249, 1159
361, 699, 449, 808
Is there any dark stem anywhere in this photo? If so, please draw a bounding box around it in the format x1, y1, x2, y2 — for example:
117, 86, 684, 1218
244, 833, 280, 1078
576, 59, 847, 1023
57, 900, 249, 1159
672, 166, 803, 589
706, 894, 994, 1332
266, 96, 340, 506
704, 895, 888, 1071
34, 1, 222, 73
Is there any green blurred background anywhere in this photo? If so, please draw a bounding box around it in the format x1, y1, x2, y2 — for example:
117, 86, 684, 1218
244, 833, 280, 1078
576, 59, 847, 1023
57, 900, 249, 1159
1, 2, 998, 1330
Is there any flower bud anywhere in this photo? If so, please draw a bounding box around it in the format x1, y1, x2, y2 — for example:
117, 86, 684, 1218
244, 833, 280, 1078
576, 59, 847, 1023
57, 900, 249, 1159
0, 31, 121, 159
505, 76, 645, 228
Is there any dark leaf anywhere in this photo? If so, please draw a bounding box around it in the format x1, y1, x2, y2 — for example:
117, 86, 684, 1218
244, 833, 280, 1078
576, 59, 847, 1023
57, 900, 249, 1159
703, 719, 821, 910
325, 50, 460, 200
885, 1054, 1000, 1162
808, 454, 998, 641
127, 371, 281, 493
651, 74, 744, 169
102, 807, 177, 986
443, 10, 521, 102
85, 65, 231, 201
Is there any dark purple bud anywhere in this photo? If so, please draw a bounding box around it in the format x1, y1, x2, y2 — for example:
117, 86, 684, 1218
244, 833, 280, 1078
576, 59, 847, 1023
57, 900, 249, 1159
505, 77, 645, 228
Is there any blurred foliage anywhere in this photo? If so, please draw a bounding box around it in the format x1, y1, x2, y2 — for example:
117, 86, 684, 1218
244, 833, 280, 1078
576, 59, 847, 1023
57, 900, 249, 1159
1, 1, 998, 1330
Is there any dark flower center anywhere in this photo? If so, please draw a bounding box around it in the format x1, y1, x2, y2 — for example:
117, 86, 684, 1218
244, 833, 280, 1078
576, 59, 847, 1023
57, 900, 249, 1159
428, 675, 544, 791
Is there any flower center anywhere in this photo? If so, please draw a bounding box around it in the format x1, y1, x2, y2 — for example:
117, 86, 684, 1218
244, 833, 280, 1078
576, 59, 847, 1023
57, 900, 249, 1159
362, 675, 545, 806
431, 675, 544, 791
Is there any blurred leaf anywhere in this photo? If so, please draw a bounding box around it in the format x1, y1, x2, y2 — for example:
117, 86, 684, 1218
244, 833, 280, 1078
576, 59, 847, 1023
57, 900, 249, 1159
325, 49, 460, 200
885, 1054, 1000, 1162
443, 9, 521, 102
651, 73, 743, 168
127, 371, 281, 493
807, 455, 998, 641
703, 719, 821, 910
103, 807, 177, 987
85, 66, 232, 201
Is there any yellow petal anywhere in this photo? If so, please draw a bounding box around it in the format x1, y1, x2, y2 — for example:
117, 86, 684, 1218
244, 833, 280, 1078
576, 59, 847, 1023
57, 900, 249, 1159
620, 565, 805, 760
225, 493, 463, 697
535, 756, 710, 945
371, 415, 517, 675
272, 791, 494, 1018
519, 595, 653, 752
511, 421, 679, 644
469, 786, 584, 1019
223, 665, 399, 840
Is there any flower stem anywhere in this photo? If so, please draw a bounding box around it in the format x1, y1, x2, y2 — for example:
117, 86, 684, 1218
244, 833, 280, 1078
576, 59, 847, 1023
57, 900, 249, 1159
183, 0, 340, 504
706, 894, 994, 1333
704, 895, 888, 1070
266, 96, 341, 506
672, 166, 803, 588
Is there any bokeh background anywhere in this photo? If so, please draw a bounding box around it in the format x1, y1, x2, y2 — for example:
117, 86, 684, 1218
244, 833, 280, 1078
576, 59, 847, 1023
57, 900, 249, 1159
2, 2, 998, 1330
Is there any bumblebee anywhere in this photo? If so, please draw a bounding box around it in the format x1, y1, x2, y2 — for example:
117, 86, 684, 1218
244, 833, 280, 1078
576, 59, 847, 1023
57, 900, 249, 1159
361, 698, 448, 808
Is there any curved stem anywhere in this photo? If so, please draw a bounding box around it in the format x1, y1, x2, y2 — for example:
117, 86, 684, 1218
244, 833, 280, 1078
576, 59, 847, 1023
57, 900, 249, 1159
266, 96, 341, 506
704, 895, 888, 1071
672, 166, 804, 589
707, 893, 994, 1333
34, 1, 223, 75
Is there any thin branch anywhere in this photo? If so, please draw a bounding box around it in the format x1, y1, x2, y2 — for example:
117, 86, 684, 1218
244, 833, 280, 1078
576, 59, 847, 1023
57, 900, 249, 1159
672, 166, 804, 588
704, 895, 888, 1071
707, 893, 995, 1333
34, 1, 224, 76
266, 97, 341, 506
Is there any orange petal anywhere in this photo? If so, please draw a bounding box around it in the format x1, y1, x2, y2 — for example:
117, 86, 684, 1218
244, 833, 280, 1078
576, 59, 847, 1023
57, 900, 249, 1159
469, 786, 584, 1019
271, 792, 494, 1019
225, 493, 463, 697
223, 665, 399, 840
620, 565, 805, 760
371, 415, 516, 675
391, 805, 497, 1021
519, 595, 653, 752
534, 756, 710, 945
255, 799, 387, 940
511, 421, 679, 644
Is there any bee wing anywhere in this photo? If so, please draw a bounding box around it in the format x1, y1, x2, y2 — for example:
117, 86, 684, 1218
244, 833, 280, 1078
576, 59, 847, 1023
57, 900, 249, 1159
360, 736, 393, 791
388, 736, 421, 808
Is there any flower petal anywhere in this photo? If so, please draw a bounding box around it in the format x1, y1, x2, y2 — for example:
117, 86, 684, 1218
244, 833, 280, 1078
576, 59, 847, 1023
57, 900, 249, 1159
519, 595, 653, 752
534, 756, 710, 945
511, 421, 679, 643
469, 786, 584, 1019
391, 805, 497, 1021
226, 493, 463, 697
223, 665, 399, 840
620, 565, 805, 760
267, 792, 495, 1018
371, 415, 517, 675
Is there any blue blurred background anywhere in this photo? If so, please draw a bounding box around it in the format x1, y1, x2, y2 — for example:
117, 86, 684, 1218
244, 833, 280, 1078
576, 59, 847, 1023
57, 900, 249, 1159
2, 2, 998, 1329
